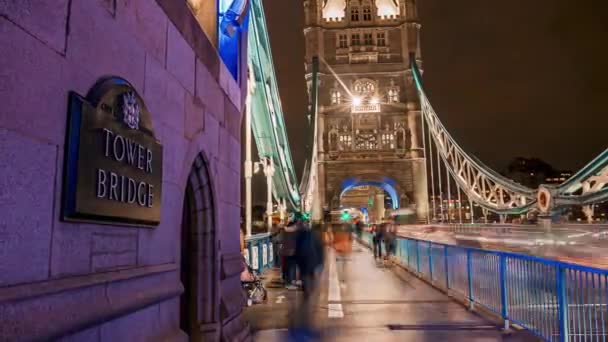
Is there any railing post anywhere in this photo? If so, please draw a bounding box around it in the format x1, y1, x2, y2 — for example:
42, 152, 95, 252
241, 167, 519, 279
416, 240, 421, 274
444, 245, 449, 289
499, 254, 509, 330
466, 249, 474, 310
406, 239, 411, 267
556, 266, 569, 342
428, 242, 433, 281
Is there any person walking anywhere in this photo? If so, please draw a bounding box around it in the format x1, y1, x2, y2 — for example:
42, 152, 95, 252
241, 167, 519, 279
289, 212, 325, 341
372, 222, 385, 260
280, 216, 299, 290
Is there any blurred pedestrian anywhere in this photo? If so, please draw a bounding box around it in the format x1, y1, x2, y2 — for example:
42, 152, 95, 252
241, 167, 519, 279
373, 222, 385, 260
289, 212, 324, 341
332, 222, 353, 286
280, 215, 299, 289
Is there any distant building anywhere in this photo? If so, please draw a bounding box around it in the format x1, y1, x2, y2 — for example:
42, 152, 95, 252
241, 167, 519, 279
504, 157, 571, 188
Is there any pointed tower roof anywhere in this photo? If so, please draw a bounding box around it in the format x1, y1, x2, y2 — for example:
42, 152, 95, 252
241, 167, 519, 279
322, 0, 346, 20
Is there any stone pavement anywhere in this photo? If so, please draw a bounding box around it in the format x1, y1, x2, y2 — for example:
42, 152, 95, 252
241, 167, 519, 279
244, 242, 540, 341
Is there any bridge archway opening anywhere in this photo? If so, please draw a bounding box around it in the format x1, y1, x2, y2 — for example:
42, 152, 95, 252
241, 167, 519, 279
339, 179, 400, 223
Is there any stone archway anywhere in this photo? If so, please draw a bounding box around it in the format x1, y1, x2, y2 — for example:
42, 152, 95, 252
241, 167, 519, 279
180, 153, 219, 341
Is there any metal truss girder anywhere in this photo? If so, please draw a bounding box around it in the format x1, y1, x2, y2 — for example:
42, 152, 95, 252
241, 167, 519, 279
248, 0, 300, 210
411, 60, 536, 215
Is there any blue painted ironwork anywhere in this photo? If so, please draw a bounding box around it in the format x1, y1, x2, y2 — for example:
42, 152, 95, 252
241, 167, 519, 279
499, 255, 509, 326
244, 233, 274, 273
389, 236, 608, 341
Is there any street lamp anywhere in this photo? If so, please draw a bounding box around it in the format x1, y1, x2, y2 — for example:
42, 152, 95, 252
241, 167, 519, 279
352, 96, 362, 106
244, 63, 255, 237
255, 157, 275, 232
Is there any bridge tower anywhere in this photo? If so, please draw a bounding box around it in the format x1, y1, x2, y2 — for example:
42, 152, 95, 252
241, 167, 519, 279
303, 0, 428, 222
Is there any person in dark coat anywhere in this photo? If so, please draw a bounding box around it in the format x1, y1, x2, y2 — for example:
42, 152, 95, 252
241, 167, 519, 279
280, 219, 299, 289
289, 212, 325, 341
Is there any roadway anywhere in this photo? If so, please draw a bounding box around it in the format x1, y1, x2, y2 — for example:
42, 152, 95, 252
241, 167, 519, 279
397, 225, 608, 268
246, 242, 539, 341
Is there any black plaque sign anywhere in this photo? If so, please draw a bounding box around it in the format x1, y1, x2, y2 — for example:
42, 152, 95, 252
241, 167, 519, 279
62, 77, 163, 226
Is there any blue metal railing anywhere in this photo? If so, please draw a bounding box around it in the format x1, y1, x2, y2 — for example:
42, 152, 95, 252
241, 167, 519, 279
360, 231, 608, 341
244, 233, 274, 273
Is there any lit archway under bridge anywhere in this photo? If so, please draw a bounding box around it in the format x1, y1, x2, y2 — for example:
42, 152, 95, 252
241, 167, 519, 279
340, 177, 400, 210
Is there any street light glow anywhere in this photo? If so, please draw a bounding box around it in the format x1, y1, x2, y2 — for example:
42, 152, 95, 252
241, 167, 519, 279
352, 97, 362, 106
370, 97, 379, 105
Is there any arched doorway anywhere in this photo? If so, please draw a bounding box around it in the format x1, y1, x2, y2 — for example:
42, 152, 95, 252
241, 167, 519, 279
180, 154, 218, 340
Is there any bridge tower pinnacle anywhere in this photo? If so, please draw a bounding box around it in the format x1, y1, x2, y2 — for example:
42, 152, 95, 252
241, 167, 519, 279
303, 0, 429, 222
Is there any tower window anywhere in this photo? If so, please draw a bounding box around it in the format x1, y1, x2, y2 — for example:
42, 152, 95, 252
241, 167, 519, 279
377, 32, 386, 46
363, 6, 372, 21
351, 7, 360, 21
363, 33, 373, 45
382, 133, 395, 149
338, 34, 348, 48
351, 33, 361, 46
331, 90, 342, 104
388, 88, 399, 103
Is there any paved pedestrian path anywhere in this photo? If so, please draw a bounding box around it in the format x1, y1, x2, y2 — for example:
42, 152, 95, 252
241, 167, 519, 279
245, 242, 539, 341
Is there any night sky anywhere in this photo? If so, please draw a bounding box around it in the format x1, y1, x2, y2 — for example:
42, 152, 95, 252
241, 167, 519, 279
263, 0, 608, 177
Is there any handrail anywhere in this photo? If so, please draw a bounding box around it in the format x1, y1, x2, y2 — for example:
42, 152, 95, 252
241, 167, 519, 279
362, 230, 608, 341
244, 233, 274, 273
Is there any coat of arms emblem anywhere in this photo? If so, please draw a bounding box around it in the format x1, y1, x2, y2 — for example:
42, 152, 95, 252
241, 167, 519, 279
121, 91, 140, 130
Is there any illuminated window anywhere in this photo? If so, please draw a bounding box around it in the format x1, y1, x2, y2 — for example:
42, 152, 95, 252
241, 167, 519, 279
363, 6, 372, 21
331, 90, 342, 104
363, 33, 373, 45
381, 133, 395, 149
388, 88, 399, 103
339, 134, 352, 150
354, 79, 375, 95
338, 34, 348, 48
377, 32, 386, 46
356, 133, 377, 150
351, 7, 360, 21
351, 33, 361, 46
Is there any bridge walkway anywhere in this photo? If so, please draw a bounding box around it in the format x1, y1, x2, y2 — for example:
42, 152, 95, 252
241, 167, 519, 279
246, 242, 539, 341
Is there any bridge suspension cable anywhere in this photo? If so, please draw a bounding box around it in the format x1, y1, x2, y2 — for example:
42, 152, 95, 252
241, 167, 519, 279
411, 55, 608, 220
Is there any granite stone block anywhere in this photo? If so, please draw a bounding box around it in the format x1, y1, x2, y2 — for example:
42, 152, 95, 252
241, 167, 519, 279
50, 222, 92, 278
116, 0, 168, 65
138, 182, 183, 266
0, 129, 55, 286
143, 54, 186, 136
185, 92, 205, 140
0, 283, 107, 340
0, 0, 69, 53
225, 97, 242, 140
167, 22, 195, 94
100, 303, 160, 342
56, 325, 100, 342
196, 58, 225, 123
0, 18, 71, 145
159, 297, 181, 336
67, 0, 146, 93
159, 124, 188, 186
218, 61, 242, 110
92, 232, 138, 254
